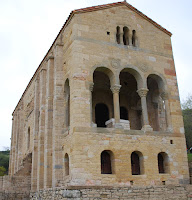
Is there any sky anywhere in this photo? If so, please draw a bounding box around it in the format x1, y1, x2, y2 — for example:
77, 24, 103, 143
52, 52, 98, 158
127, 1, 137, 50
0, 0, 192, 150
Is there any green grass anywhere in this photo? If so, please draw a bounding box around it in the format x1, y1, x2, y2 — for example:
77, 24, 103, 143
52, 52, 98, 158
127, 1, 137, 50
188, 153, 192, 162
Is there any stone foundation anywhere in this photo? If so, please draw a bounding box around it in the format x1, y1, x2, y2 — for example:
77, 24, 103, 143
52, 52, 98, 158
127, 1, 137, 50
0, 175, 31, 200
30, 185, 192, 200
0, 191, 30, 200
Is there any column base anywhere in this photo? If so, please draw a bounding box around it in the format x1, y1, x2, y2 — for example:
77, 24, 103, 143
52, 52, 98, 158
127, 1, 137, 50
114, 123, 123, 129
142, 125, 153, 132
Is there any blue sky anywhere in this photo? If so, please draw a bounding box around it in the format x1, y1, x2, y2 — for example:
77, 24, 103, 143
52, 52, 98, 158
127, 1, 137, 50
0, 0, 192, 150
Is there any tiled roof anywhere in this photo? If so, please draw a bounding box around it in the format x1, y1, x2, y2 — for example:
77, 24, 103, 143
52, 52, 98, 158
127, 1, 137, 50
12, 1, 172, 114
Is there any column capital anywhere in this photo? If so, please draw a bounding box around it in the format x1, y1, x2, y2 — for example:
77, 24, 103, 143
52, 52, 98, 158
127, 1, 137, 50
111, 84, 121, 94
55, 42, 64, 47
46, 55, 54, 61
137, 88, 149, 98
160, 92, 168, 100
89, 82, 94, 92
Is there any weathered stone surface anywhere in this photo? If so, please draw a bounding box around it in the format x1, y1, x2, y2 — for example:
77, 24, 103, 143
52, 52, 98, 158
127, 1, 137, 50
29, 185, 192, 200
2, 1, 190, 199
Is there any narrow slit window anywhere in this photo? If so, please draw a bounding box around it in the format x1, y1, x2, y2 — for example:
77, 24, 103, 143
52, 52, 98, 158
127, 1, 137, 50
116, 26, 120, 44
123, 26, 129, 45
64, 153, 69, 176
132, 30, 136, 47
27, 127, 30, 150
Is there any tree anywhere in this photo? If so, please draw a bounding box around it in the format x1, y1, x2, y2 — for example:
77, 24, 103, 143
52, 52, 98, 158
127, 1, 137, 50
0, 166, 6, 176
182, 95, 192, 149
0, 150, 10, 174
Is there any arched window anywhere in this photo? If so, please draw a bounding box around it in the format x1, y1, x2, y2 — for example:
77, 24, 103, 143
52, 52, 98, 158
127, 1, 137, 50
64, 153, 69, 176
27, 127, 30, 149
158, 152, 169, 174
132, 30, 136, 47
101, 150, 113, 174
131, 151, 144, 175
123, 26, 129, 45
116, 26, 120, 44
64, 79, 70, 128
95, 103, 109, 127
120, 106, 128, 120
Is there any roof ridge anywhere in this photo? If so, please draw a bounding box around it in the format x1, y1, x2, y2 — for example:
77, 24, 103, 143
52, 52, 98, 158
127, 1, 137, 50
73, 1, 124, 13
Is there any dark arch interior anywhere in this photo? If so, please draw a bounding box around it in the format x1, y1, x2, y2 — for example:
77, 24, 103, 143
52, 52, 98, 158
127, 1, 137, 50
119, 71, 141, 130
158, 153, 165, 173
101, 151, 112, 174
95, 103, 109, 127
131, 152, 140, 175
120, 106, 128, 120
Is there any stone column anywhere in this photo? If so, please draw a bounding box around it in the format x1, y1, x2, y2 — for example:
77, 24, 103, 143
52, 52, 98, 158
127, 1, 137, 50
128, 31, 132, 46
161, 92, 173, 132
89, 82, 94, 126
37, 68, 46, 190
31, 75, 40, 191
52, 43, 64, 187
111, 84, 121, 127
137, 88, 153, 131
44, 55, 54, 188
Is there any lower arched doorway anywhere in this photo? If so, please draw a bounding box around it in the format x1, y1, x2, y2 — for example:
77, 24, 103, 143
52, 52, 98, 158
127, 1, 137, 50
95, 103, 109, 127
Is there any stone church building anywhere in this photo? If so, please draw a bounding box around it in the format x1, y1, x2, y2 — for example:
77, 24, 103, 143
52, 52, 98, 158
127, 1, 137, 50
1, 1, 192, 199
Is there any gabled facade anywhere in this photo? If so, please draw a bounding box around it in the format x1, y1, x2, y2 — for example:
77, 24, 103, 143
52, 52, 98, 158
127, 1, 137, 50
7, 0, 189, 195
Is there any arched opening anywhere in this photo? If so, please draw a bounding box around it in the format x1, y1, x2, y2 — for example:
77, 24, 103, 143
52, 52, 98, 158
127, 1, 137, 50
95, 103, 109, 127
64, 153, 69, 176
64, 79, 70, 128
92, 68, 114, 127
158, 152, 169, 174
123, 26, 129, 45
131, 151, 144, 175
132, 30, 136, 47
119, 69, 142, 130
120, 106, 128, 120
147, 75, 167, 131
101, 150, 114, 174
116, 26, 120, 44
27, 127, 30, 150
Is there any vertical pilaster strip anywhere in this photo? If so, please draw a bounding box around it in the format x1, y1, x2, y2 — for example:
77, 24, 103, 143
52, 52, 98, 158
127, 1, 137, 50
111, 84, 121, 126
31, 75, 40, 191
14, 112, 20, 173
12, 113, 17, 174
9, 116, 14, 175
137, 88, 153, 132
44, 55, 54, 188
52, 43, 64, 187
37, 69, 46, 190
17, 103, 24, 171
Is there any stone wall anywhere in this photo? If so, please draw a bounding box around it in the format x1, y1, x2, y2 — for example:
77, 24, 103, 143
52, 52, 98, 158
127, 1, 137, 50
0, 175, 31, 200
0, 191, 30, 200
30, 185, 192, 200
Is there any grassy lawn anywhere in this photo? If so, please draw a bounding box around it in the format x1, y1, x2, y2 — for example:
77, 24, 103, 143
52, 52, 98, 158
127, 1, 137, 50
188, 153, 192, 162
